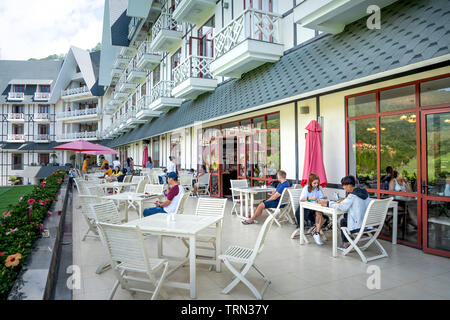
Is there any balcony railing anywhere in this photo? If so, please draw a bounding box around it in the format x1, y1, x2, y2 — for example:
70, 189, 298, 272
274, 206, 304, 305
151, 80, 175, 103
56, 108, 98, 119
34, 92, 51, 100
34, 113, 50, 121
213, 8, 281, 59
57, 131, 100, 140
137, 41, 160, 60
173, 55, 214, 87
8, 113, 25, 121
152, 12, 182, 38
137, 95, 150, 112
8, 92, 24, 100
61, 85, 90, 97
8, 134, 25, 141
35, 134, 49, 141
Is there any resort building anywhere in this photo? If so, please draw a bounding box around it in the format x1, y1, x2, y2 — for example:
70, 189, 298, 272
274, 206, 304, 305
97, 0, 450, 257
0, 47, 106, 186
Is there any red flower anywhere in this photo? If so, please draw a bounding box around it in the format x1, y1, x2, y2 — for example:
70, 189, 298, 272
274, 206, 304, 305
2, 211, 10, 217
27, 199, 36, 205
41, 184, 46, 188
45, 199, 51, 202
39, 200, 46, 206
0, 252, 4, 257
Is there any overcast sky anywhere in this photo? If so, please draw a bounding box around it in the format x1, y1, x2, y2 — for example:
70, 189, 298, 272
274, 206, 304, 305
0, 0, 104, 60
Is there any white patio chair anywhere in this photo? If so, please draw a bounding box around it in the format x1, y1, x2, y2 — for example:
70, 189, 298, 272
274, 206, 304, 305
230, 179, 248, 216
96, 222, 169, 300
75, 179, 90, 196
179, 174, 194, 194
263, 188, 292, 227
141, 184, 165, 208
220, 214, 276, 300
341, 197, 393, 263
79, 195, 103, 241
175, 191, 191, 214
196, 173, 211, 197
181, 198, 227, 269
288, 188, 303, 239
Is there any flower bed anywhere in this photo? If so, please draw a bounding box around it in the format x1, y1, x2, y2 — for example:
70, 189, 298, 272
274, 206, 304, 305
0, 170, 66, 300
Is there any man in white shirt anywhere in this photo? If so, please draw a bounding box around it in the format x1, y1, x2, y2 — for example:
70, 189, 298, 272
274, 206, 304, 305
143, 172, 184, 216
112, 156, 121, 170
167, 156, 177, 173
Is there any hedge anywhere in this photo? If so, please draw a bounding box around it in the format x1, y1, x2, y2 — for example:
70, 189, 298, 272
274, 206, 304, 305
0, 170, 67, 300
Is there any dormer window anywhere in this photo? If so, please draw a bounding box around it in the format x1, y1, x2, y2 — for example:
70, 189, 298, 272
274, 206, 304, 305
13, 85, 25, 93
39, 85, 50, 93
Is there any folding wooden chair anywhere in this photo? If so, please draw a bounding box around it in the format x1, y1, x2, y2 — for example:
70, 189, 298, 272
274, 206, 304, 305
96, 222, 169, 300
179, 174, 194, 194
79, 195, 103, 241
230, 179, 248, 216
263, 188, 292, 227
141, 184, 165, 208
196, 173, 211, 196
288, 188, 303, 239
181, 197, 227, 269
341, 197, 393, 263
220, 214, 276, 300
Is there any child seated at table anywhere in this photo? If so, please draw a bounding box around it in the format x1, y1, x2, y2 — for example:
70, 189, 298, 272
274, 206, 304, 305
295, 173, 328, 245
322, 175, 371, 250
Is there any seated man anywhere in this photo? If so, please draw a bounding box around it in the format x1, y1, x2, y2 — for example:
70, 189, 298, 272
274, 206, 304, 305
321, 175, 370, 250
243, 170, 290, 225
143, 172, 184, 217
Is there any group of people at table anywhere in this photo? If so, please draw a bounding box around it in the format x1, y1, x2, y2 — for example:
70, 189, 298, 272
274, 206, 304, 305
241, 170, 372, 250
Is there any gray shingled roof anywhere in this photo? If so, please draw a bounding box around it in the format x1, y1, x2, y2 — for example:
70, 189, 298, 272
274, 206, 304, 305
35, 166, 70, 178
0, 60, 63, 104
105, 0, 450, 148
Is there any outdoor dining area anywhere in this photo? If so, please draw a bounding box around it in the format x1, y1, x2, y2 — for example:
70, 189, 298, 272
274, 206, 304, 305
61, 128, 449, 300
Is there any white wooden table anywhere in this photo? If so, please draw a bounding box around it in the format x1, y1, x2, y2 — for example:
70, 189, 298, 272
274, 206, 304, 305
102, 192, 158, 221
230, 186, 275, 220
96, 181, 138, 194
123, 214, 223, 299
299, 200, 399, 257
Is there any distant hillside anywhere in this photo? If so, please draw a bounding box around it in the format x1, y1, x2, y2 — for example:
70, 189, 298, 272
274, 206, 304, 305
27, 43, 101, 61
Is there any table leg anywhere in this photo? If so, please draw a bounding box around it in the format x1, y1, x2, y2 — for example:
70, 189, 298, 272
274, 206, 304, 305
215, 221, 222, 273
125, 201, 129, 222
189, 235, 197, 299
332, 213, 337, 258
300, 206, 305, 245
244, 193, 249, 219
392, 204, 398, 245
157, 235, 162, 258
239, 191, 244, 218
250, 193, 255, 218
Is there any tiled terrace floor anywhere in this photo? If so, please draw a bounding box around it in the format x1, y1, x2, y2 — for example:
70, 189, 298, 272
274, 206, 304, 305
72, 188, 450, 300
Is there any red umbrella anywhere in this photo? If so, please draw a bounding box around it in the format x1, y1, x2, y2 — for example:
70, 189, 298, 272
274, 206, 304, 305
142, 146, 149, 168
301, 120, 328, 187
81, 149, 117, 156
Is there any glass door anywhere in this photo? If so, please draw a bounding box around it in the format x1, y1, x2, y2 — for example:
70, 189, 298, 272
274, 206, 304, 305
421, 109, 450, 257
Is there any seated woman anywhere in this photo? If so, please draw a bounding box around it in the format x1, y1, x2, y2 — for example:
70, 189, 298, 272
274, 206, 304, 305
112, 166, 122, 179
389, 170, 412, 192
117, 168, 127, 182
322, 175, 371, 250
295, 173, 328, 245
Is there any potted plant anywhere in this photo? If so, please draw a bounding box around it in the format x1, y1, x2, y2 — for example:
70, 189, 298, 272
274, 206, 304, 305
51, 153, 58, 166
70, 154, 76, 166
8, 176, 20, 185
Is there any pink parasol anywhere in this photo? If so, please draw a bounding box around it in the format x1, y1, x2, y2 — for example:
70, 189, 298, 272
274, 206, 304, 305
81, 149, 117, 156
142, 146, 149, 168
53, 140, 114, 152
300, 120, 328, 187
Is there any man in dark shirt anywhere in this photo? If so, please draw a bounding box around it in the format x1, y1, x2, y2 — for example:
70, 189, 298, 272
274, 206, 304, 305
243, 170, 290, 225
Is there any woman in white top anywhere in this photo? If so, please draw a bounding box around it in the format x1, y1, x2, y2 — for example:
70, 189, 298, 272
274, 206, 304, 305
389, 171, 412, 192
296, 173, 328, 245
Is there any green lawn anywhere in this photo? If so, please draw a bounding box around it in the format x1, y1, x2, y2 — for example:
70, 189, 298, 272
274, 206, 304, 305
0, 186, 35, 213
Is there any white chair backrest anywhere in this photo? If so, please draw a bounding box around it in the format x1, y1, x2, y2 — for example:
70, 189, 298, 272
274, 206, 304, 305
75, 179, 90, 195
90, 200, 122, 224
87, 185, 105, 197
79, 195, 101, 220
287, 188, 302, 213
132, 176, 144, 183
195, 197, 228, 217
175, 191, 191, 214
179, 174, 193, 186
123, 175, 132, 183
136, 179, 149, 193
144, 184, 164, 195
198, 173, 211, 185
363, 198, 393, 228
252, 214, 276, 257
96, 223, 151, 272
230, 179, 248, 201
275, 188, 291, 210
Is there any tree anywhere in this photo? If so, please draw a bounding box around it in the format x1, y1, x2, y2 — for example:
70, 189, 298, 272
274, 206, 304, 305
88, 42, 101, 52
28, 53, 65, 61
